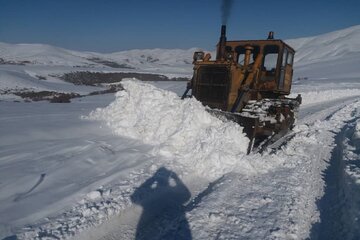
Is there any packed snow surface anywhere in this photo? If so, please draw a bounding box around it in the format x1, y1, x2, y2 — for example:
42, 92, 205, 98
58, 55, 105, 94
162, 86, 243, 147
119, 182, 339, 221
88, 80, 250, 178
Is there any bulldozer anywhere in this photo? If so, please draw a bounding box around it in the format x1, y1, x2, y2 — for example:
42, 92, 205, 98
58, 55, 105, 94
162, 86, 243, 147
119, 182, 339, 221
182, 25, 302, 153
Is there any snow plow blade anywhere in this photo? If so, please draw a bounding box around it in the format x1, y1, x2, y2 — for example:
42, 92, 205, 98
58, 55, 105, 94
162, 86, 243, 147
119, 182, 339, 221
208, 98, 300, 154
209, 110, 258, 154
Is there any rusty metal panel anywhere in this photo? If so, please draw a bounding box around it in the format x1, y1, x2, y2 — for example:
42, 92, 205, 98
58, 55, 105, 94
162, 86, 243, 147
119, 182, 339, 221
194, 65, 230, 110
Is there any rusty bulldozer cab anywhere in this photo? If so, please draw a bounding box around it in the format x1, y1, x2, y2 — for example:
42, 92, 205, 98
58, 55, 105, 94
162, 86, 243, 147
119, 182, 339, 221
183, 25, 301, 153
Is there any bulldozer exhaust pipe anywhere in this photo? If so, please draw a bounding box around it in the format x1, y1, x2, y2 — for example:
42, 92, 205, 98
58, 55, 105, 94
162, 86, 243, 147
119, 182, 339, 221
267, 31, 274, 40
216, 25, 227, 60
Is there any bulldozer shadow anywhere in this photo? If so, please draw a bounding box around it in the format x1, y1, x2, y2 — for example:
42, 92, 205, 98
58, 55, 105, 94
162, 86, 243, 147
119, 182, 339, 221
131, 167, 192, 240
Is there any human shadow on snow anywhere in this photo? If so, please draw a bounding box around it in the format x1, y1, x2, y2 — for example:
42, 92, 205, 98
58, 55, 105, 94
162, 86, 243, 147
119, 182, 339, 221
131, 167, 192, 240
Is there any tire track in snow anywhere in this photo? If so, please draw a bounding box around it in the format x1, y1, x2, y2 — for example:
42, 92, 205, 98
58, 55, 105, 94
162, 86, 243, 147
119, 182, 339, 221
13, 173, 46, 202
310, 116, 360, 240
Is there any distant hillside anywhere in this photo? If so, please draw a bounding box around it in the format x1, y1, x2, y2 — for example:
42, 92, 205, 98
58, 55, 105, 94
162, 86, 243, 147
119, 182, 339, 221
286, 25, 360, 66
0, 24, 359, 72
0, 42, 199, 72
0, 42, 94, 66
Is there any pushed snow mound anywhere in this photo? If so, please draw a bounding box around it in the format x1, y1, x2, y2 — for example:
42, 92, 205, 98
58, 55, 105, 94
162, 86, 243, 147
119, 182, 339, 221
88, 80, 250, 178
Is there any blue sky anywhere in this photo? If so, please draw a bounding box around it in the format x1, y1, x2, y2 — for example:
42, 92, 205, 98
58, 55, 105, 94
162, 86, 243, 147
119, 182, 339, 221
0, 0, 359, 52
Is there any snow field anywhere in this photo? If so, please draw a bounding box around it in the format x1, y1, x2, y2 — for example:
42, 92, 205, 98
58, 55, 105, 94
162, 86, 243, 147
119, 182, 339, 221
0, 66, 104, 101
18, 168, 154, 239
88, 80, 250, 179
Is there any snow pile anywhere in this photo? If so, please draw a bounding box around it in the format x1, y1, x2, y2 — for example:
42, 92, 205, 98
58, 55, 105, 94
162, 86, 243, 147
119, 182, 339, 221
88, 79, 250, 178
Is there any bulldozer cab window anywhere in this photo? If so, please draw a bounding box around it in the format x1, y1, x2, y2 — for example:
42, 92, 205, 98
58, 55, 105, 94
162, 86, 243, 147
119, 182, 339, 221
236, 46, 260, 66
282, 48, 288, 67
279, 48, 287, 89
279, 47, 294, 90
262, 45, 279, 72
237, 53, 253, 65
287, 52, 294, 65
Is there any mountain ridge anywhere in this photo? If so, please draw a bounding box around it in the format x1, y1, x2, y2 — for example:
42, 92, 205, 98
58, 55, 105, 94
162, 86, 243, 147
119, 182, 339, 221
0, 25, 359, 69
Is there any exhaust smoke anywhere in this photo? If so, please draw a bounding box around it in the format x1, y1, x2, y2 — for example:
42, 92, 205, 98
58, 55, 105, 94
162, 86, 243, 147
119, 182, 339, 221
221, 0, 234, 25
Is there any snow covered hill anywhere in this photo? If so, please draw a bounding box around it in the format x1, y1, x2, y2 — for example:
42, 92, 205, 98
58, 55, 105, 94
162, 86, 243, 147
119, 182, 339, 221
105, 48, 198, 69
286, 25, 360, 66
286, 25, 360, 80
0, 42, 95, 67
0, 42, 198, 71
1, 25, 359, 70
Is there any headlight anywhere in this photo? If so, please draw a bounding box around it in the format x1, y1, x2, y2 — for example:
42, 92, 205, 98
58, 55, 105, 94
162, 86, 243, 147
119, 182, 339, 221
193, 51, 205, 61
226, 52, 233, 61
